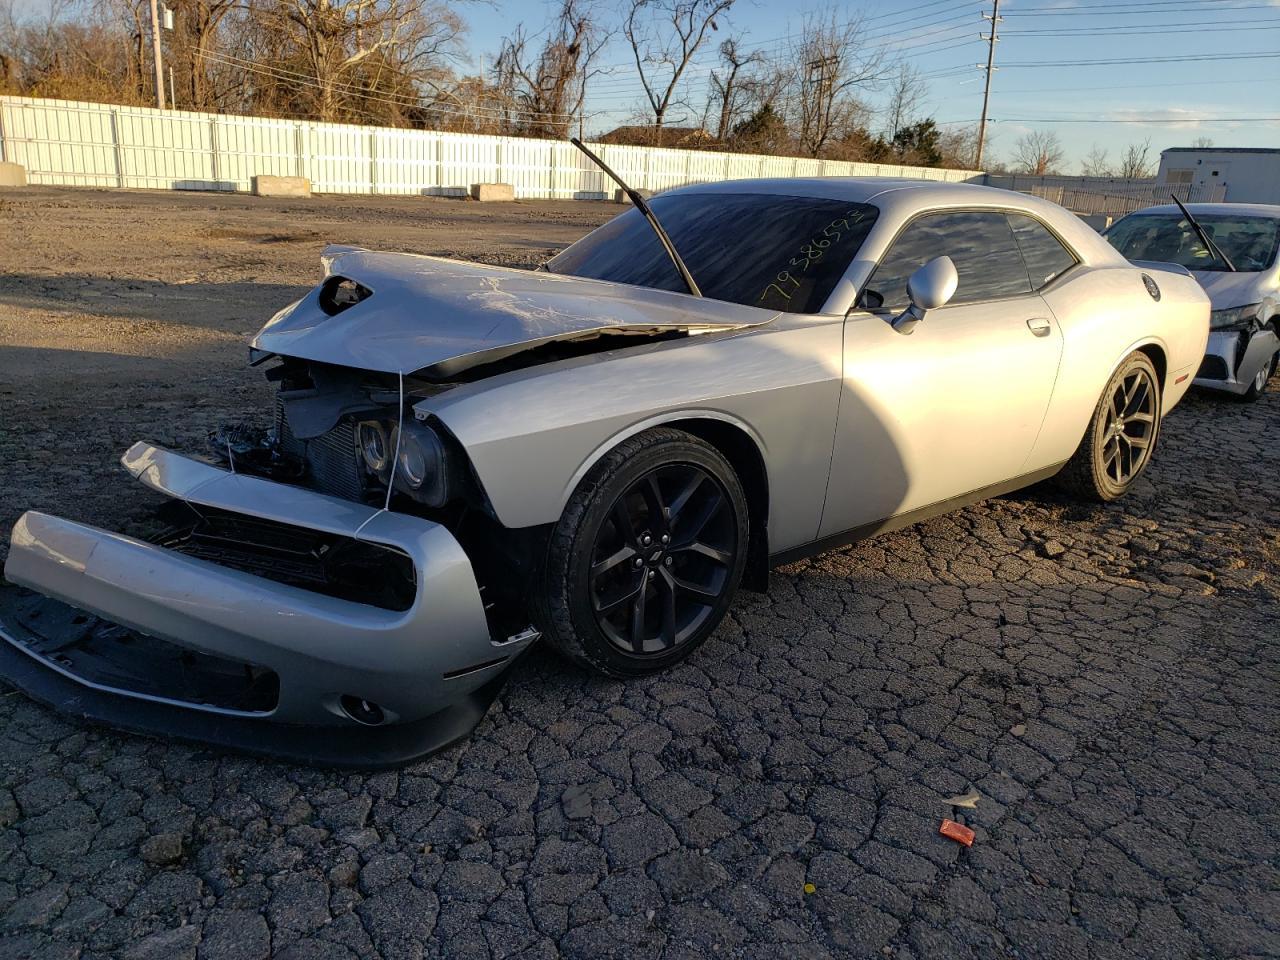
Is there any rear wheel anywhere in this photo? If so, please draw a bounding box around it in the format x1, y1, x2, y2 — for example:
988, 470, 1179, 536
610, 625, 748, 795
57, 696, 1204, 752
536, 428, 748, 678
1059, 352, 1161, 502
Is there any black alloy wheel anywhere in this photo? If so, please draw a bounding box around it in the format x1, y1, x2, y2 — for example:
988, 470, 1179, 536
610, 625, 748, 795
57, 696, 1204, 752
589, 463, 736, 656
537, 428, 749, 677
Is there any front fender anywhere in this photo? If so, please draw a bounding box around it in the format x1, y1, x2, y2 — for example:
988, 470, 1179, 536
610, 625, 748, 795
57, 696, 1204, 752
419, 320, 845, 555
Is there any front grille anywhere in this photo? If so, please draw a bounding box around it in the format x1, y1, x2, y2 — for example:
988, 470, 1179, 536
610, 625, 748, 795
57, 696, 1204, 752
275, 397, 365, 502
1196, 355, 1229, 381
156, 502, 417, 612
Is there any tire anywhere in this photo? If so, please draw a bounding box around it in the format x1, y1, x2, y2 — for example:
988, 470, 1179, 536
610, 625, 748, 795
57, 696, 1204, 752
1238, 344, 1277, 403
1058, 351, 1162, 502
535, 427, 749, 678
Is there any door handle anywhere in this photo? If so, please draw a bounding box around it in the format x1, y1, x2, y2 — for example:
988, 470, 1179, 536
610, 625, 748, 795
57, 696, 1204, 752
1027, 317, 1053, 338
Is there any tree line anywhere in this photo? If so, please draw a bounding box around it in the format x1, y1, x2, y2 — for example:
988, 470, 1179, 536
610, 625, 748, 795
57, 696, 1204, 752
0, 0, 1158, 175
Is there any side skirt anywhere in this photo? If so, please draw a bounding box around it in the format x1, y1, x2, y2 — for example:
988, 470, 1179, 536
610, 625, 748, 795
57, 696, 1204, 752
769, 462, 1065, 568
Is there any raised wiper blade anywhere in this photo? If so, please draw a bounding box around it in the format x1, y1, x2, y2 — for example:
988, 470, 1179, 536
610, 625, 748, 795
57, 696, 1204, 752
569, 137, 702, 297
1171, 193, 1236, 272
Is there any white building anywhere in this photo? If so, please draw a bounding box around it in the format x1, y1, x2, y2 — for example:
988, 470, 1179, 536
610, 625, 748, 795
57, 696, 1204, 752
1157, 147, 1280, 205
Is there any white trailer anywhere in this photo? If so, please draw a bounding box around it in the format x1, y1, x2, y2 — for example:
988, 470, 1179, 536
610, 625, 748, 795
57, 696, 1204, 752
1157, 147, 1280, 205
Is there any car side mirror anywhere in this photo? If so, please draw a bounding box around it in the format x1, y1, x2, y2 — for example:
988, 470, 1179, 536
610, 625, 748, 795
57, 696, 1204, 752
891, 256, 958, 335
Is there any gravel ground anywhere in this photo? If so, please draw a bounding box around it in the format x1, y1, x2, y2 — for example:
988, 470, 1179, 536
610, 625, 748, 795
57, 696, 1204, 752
0, 187, 1277, 960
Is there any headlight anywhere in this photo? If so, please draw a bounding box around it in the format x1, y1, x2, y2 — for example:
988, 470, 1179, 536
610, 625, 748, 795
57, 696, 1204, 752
1209, 303, 1261, 330
393, 421, 454, 507
357, 421, 391, 476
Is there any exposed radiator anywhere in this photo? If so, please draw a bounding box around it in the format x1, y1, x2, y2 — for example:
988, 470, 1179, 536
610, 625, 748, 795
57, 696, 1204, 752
275, 397, 366, 503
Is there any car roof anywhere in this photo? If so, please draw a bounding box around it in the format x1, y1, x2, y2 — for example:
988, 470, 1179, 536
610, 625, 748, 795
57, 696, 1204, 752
668, 176, 992, 204
665, 176, 1126, 266
1124, 202, 1280, 219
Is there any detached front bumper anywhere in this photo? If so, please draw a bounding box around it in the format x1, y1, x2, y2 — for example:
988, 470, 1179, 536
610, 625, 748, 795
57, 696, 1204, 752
0, 443, 537, 767
1193, 327, 1279, 395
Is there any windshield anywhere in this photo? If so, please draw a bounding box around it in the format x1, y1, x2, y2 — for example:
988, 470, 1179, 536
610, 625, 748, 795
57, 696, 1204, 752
548, 193, 879, 313
1105, 212, 1280, 272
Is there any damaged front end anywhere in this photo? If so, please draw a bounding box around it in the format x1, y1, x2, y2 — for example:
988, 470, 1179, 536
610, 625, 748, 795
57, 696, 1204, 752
1193, 304, 1279, 395
1, 246, 765, 764
0, 433, 538, 766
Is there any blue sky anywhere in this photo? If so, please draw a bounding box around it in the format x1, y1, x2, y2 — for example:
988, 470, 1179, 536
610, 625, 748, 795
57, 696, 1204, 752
12, 0, 1280, 170
463, 0, 1280, 170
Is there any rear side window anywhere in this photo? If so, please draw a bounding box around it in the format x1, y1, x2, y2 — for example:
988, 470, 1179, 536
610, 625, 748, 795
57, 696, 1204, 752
1008, 214, 1077, 289
864, 211, 1033, 312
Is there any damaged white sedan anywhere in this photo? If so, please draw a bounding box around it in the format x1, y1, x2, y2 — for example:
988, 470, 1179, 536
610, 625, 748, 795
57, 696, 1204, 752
0, 166, 1208, 765
1105, 201, 1280, 401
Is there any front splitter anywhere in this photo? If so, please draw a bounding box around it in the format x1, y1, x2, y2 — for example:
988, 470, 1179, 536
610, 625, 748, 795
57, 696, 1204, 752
0, 585, 512, 769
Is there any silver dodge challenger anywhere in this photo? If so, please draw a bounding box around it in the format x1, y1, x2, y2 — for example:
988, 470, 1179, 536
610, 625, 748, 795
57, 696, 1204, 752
0, 170, 1209, 765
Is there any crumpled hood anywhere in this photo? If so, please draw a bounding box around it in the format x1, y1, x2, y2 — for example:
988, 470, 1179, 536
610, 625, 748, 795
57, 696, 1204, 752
1191, 269, 1275, 310
252, 246, 774, 376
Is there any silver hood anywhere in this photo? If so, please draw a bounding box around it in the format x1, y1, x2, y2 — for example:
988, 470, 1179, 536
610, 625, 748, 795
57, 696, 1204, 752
1191, 269, 1276, 310
251, 246, 776, 376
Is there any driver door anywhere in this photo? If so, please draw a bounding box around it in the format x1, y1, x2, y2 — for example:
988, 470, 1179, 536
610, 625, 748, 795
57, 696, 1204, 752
818, 210, 1067, 540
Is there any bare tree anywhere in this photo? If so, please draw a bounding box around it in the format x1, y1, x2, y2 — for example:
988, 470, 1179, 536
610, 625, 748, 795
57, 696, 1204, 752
1081, 144, 1113, 177
791, 11, 884, 158
1190, 135, 1214, 148
1118, 137, 1153, 178
270, 0, 463, 122
707, 36, 759, 140
936, 123, 979, 169
1012, 129, 1064, 176
884, 60, 923, 146
171, 0, 239, 110
623, 0, 735, 137
495, 0, 606, 138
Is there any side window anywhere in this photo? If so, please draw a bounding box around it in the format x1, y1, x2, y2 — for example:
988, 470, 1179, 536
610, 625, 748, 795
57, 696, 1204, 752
1008, 214, 1077, 289
864, 211, 1032, 312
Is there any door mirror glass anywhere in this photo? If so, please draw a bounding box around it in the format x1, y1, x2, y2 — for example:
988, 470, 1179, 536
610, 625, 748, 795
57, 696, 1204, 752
892, 255, 958, 334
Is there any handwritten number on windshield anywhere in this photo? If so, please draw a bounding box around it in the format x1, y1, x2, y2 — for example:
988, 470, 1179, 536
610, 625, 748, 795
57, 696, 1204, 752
758, 210, 868, 306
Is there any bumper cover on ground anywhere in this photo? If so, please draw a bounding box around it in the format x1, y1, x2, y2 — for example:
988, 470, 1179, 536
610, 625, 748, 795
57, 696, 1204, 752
0, 443, 536, 766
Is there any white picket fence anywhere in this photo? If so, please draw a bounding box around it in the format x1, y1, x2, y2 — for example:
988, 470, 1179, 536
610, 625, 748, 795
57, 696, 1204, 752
0, 95, 981, 198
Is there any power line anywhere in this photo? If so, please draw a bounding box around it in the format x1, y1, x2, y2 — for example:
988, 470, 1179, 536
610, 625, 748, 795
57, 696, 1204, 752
1002, 19, 1280, 36
993, 116, 1280, 124
999, 51, 1280, 68
1002, 1, 1276, 15
203, 52, 588, 125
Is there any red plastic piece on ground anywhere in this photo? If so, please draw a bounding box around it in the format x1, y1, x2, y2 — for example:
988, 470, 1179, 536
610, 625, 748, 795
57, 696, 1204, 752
940, 819, 975, 847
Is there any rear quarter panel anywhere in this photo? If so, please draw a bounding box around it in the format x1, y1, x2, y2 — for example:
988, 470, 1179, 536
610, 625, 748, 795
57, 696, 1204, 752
1028, 263, 1209, 469
421, 319, 845, 552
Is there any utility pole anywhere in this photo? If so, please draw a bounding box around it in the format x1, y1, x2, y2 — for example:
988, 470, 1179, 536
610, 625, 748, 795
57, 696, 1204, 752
149, 0, 166, 109
975, 0, 1000, 169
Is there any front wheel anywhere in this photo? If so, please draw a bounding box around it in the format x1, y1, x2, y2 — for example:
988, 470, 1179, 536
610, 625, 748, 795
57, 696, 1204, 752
1239, 347, 1278, 403
1058, 352, 1161, 502
536, 428, 748, 678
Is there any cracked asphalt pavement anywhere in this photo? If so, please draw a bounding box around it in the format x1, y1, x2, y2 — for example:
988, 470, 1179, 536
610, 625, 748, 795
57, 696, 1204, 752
0, 188, 1277, 959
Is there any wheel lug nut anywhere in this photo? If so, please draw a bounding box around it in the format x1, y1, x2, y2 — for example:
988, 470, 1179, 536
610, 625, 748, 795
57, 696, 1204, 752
648, 569, 656, 579
641, 534, 652, 545
661, 534, 669, 544
633, 558, 643, 569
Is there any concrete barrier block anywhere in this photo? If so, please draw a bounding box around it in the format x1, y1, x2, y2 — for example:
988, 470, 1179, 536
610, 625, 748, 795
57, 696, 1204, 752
470, 182, 515, 202
615, 188, 654, 204
0, 162, 27, 187
253, 175, 311, 198
1079, 213, 1113, 232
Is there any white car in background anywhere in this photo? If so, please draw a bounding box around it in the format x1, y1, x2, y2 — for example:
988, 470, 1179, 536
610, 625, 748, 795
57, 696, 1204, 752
1105, 203, 1280, 401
